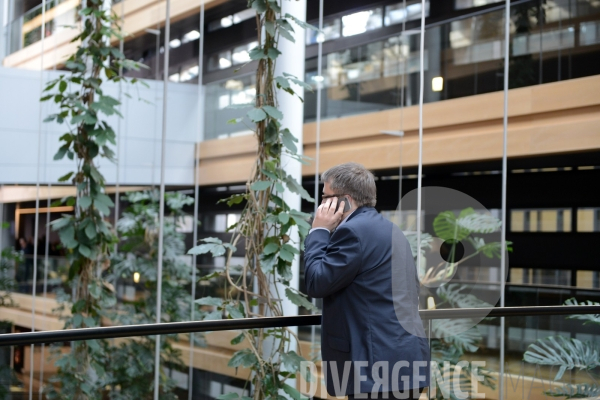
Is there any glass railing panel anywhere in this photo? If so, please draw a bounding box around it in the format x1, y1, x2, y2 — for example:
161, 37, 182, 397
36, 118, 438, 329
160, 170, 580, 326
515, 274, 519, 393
428, 312, 600, 399
1, 327, 311, 399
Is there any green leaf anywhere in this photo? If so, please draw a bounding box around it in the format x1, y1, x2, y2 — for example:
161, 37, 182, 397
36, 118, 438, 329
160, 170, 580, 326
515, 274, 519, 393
59, 80, 67, 93
267, 47, 281, 59
264, 21, 276, 36
54, 144, 69, 160
278, 212, 290, 224
59, 225, 78, 249
262, 105, 283, 120
72, 314, 83, 328
282, 383, 307, 400
564, 298, 600, 325
226, 304, 244, 319
284, 176, 314, 201
195, 296, 223, 307
57, 171, 74, 182
263, 242, 279, 255
285, 13, 317, 31
88, 281, 102, 299
247, 108, 267, 122
228, 349, 258, 368
281, 350, 305, 372
83, 316, 96, 327
285, 288, 318, 312
189, 243, 224, 256
79, 196, 92, 209
251, 180, 272, 191
230, 332, 245, 345
250, 0, 266, 12
249, 46, 266, 60
279, 247, 294, 262
281, 129, 298, 153
79, 244, 92, 258
278, 26, 295, 43
85, 222, 97, 239
95, 193, 114, 207
198, 271, 222, 281
217, 393, 239, 400
524, 336, 600, 380
275, 76, 290, 89
50, 217, 71, 230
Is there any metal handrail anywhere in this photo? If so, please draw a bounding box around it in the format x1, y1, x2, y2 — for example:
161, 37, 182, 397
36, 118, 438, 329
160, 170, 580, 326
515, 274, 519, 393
1, 305, 599, 347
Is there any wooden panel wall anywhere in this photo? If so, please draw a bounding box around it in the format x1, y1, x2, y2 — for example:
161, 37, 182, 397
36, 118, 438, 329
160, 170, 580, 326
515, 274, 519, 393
196, 75, 600, 186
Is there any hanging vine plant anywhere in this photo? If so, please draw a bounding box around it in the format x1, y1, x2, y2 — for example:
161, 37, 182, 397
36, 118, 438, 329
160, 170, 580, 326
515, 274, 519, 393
40, 0, 146, 397
188, 1, 318, 400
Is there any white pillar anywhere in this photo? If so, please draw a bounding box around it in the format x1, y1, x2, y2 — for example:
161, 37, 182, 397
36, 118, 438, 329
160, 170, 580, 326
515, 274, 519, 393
275, 0, 306, 320
0, 0, 7, 62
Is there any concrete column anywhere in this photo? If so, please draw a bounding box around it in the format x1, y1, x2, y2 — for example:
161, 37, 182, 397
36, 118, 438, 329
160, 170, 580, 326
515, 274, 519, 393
275, 0, 306, 320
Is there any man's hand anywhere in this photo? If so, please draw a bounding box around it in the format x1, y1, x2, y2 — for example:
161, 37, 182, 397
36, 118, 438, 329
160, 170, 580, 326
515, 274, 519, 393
312, 197, 344, 232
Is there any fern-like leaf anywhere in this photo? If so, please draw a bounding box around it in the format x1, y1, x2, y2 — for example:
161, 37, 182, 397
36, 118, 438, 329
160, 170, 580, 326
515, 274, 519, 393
544, 383, 600, 399
564, 298, 600, 326
523, 336, 600, 380
432, 318, 482, 353
437, 284, 494, 309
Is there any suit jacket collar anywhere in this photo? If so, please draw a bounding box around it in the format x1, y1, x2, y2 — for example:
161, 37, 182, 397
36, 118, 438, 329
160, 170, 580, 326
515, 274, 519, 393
345, 206, 374, 223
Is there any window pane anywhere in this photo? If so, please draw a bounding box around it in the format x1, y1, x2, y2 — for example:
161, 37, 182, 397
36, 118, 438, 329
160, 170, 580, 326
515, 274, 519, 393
208, 51, 232, 71
232, 42, 257, 65
577, 208, 600, 232
385, 1, 429, 26
511, 210, 525, 232
306, 19, 341, 44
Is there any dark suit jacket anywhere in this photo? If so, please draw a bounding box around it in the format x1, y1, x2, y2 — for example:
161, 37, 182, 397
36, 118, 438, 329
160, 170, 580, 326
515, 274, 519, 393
304, 206, 430, 396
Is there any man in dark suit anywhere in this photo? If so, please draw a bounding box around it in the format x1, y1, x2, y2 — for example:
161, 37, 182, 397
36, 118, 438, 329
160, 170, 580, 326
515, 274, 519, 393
304, 162, 430, 400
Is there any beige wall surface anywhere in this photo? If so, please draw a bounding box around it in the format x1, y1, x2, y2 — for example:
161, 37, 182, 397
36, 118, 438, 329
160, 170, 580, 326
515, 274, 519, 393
196, 75, 600, 186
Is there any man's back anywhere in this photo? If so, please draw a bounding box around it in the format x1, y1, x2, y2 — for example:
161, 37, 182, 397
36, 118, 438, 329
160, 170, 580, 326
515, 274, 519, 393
305, 206, 430, 397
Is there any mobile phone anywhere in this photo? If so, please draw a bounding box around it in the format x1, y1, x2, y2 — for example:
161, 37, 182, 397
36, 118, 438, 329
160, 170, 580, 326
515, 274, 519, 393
336, 197, 351, 213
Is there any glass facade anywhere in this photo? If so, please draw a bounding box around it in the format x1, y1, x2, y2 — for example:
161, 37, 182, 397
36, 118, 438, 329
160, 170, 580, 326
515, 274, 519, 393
1, 0, 600, 398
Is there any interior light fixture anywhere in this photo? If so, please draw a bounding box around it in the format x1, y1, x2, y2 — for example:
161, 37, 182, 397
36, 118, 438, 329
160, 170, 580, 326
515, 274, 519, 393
342, 10, 372, 37
432, 76, 444, 92
316, 32, 325, 43
169, 73, 180, 82
219, 57, 232, 69
133, 272, 140, 283
221, 16, 233, 28
169, 38, 181, 48
182, 30, 200, 43
311, 75, 324, 83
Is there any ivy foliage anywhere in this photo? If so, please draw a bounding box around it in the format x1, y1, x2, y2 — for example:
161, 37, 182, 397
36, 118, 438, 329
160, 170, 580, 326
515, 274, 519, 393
524, 298, 600, 399
106, 190, 203, 399
188, 1, 318, 400
40, 0, 145, 397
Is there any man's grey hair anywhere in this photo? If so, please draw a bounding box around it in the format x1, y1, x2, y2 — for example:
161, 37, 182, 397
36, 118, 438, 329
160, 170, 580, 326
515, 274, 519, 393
321, 162, 377, 207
